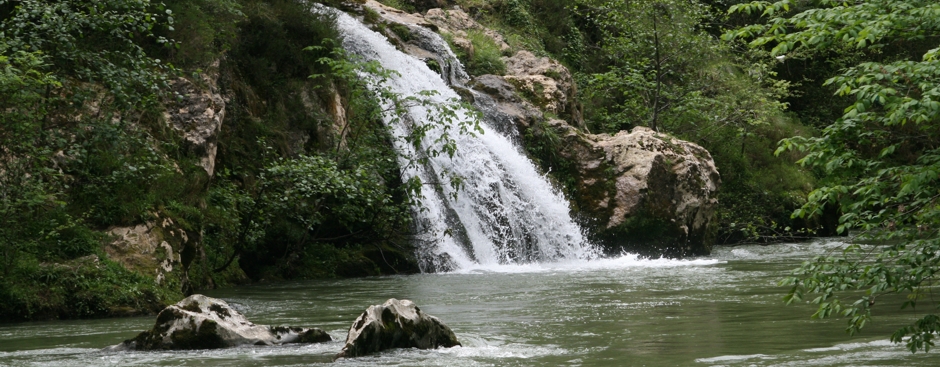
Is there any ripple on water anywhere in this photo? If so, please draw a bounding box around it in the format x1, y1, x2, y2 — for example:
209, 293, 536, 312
450, 253, 723, 275
4, 239, 938, 367
695, 339, 938, 367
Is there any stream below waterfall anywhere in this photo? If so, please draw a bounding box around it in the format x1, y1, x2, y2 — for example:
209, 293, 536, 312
1, 240, 937, 366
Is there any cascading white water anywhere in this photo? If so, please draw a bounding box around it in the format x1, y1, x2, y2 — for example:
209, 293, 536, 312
331, 9, 597, 271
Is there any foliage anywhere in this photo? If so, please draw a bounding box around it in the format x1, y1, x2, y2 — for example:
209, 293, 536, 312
206, 9, 479, 280
0, 256, 170, 321
441, 0, 819, 244
0, 0, 174, 107
375, 0, 416, 14
565, 0, 816, 242
576, 0, 714, 131
0, 0, 187, 320
153, 0, 244, 68
448, 30, 507, 76
728, 0, 940, 352
449, 0, 593, 67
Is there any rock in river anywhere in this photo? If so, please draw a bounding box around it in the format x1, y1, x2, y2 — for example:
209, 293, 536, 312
114, 294, 331, 350
558, 124, 721, 256
337, 298, 460, 358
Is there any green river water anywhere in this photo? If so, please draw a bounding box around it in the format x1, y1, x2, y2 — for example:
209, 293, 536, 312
1, 239, 937, 366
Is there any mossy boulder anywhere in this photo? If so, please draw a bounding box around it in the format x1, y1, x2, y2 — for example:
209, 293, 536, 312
115, 294, 331, 350
337, 298, 460, 358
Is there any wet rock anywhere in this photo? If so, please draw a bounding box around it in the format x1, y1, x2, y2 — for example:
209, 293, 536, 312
469, 74, 520, 103
362, 1, 510, 62
337, 298, 460, 358
114, 294, 331, 350
559, 125, 720, 256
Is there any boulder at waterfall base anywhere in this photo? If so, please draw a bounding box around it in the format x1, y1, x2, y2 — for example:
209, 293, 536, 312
118, 295, 331, 350
559, 125, 721, 256
338, 298, 460, 358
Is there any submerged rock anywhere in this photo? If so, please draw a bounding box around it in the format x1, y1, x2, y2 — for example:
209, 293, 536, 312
114, 294, 331, 350
337, 298, 460, 358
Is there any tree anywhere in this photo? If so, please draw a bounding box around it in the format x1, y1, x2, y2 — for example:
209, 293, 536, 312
576, 0, 710, 132
727, 0, 940, 352
575, 0, 786, 138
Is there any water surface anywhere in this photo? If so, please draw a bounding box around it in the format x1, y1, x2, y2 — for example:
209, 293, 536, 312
1, 240, 936, 366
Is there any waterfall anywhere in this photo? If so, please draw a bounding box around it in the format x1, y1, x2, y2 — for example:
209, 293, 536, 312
331, 9, 597, 271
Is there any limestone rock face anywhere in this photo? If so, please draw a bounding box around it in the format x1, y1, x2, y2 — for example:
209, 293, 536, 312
117, 294, 331, 350
359, 1, 583, 129
559, 125, 720, 256
164, 60, 225, 177
338, 298, 460, 358
502, 51, 583, 128
106, 214, 200, 294
423, 7, 510, 54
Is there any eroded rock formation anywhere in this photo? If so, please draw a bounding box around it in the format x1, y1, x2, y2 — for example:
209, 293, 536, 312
337, 298, 460, 358
557, 124, 720, 256
114, 294, 331, 350
502, 51, 584, 128
106, 213, 200, 295
164, 60, 225, 177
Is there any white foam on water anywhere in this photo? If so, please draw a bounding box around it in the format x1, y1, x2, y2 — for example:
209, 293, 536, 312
803, 339, 895, 352
446, 253, 723, 274
696, 353, 772, 363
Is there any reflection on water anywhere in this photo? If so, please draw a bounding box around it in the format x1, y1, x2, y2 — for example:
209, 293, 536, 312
0, 240, 936, 366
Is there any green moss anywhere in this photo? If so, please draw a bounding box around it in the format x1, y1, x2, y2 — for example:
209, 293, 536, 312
425, 58, 442, 74
209, 303, 230, 318
363, 7, 380, 24
466, 30, 506, 76
297, 328, 332, 343
521, 120, 581, 201
170, 319, 227, 349
375, 0, 416, 13
181, 301, 202, 313
388, 23, 413, 42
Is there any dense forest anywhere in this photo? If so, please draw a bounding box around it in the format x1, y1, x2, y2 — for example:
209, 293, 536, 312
1, 0, 938, 352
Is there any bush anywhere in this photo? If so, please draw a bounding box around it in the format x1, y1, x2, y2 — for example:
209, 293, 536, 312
0, 257, 171, 321
448, 30, 507, 76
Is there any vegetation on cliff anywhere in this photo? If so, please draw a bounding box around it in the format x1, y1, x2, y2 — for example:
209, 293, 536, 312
0, 0, 425, 321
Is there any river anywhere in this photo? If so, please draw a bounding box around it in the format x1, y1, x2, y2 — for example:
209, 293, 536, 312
1, 239, 936, 366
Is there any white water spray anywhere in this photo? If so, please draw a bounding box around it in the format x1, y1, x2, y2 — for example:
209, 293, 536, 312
331, 9, 597, 271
